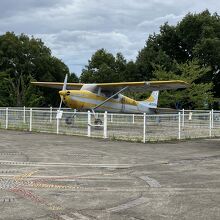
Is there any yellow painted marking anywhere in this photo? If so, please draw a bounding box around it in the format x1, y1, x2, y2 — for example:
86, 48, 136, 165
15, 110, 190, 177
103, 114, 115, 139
47, 204, 63, 211
64, 90, 138, 110
146, 95, 155, 102
14, 171, 38, 181
28, 182, 80, 190
65, 97, 116, 111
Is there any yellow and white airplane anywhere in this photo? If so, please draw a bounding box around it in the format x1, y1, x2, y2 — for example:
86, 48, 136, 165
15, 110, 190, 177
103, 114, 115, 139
32, 75, 188, 124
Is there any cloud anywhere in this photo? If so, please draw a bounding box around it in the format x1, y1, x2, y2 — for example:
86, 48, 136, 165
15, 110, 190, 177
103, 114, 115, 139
137, 14, 184, 33
0, 0, 219, 75
36, 30, 138, 73
0, 0, 65, 18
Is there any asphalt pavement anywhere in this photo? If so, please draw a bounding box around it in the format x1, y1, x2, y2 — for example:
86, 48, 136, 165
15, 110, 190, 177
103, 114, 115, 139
0, 130, 220, 220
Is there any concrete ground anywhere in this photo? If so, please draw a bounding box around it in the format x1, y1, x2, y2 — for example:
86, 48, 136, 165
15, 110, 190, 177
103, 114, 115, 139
0, 130, 220, 220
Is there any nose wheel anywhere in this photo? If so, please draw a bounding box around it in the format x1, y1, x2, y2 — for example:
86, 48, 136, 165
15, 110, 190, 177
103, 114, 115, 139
94, 118, 102, 125
91, 109, 103, 125
65, 114, 76, 125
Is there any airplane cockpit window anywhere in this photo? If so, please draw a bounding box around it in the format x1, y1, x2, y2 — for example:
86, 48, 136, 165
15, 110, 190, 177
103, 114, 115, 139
93, 87, 99, 94
101, 89, 119, 99
101, 90, 112, 97
81, 85, 119, 99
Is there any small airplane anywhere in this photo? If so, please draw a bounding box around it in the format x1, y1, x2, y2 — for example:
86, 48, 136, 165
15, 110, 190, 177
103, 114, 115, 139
32, 75, 188, 124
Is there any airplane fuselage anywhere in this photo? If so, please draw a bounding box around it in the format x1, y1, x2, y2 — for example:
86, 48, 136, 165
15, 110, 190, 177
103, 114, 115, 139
61, 90, 156, 114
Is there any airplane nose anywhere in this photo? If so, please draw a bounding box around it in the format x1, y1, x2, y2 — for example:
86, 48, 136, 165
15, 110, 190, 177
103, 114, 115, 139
59, 91, 66, 96
59, 91, 71, 96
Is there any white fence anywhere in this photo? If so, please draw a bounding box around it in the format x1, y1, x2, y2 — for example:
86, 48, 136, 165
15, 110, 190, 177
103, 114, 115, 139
0, 107, 220, 142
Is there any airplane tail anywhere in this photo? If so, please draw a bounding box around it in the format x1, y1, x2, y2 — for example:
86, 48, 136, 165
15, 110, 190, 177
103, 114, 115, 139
140, 91, 159, 108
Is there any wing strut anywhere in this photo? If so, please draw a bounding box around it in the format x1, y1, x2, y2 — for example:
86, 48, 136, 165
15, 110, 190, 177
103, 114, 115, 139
93, 86, 128, 111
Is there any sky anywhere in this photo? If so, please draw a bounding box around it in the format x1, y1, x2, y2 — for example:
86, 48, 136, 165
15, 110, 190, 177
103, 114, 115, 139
0, 0, 219, 75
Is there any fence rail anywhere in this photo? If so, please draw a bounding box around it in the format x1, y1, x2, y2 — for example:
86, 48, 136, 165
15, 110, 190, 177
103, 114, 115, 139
0, 107, 220, 142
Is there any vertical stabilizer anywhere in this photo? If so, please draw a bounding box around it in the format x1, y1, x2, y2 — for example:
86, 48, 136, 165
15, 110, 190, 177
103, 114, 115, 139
140, 91, 159, 108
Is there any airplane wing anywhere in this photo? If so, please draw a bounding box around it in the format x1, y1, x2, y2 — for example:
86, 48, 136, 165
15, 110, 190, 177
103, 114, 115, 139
96, 80, 189, 92
31, 80, 188, 92
31, 82, 84, 90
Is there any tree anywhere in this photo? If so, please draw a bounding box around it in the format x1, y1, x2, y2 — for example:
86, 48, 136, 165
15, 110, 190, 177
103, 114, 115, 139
137, 10, 220, 103
0, 32, 77, 107
0, 72, 10, 106
136, 34, 175, 81
153, 61, 213, 109
80, 49, 127, 83
122, 61, 140, 82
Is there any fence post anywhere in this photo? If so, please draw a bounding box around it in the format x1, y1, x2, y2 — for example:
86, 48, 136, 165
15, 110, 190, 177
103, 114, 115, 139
103, 111, 108, 139
110, 113, 113, 123
29, 108, 32, 132
209, 111, 212, 137
133, 114, 135, 124
143, 113, 146, 143
182, 109, 185, 128
189, 111, 192, 121
211, 109, 214, 129
56, 110, 59, 134
87, 111, 91, 137
23, 106, 26, 124
178, 112, 181, 140
5, 108, 8, 129
50, 106, 52, 123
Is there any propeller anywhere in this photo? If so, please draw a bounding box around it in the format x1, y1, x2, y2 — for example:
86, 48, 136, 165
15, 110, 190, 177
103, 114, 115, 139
56, 74, 68, 119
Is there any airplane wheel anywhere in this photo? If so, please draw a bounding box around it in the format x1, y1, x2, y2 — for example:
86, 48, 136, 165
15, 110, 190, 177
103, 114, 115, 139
94, 119, 102, 125
65, 116, 74, 125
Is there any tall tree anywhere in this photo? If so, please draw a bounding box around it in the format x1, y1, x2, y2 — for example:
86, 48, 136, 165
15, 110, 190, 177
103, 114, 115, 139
137, 10, 220, 101
153, 61, 213, 109
80, 49, 127, 83
0, 32, 77, 107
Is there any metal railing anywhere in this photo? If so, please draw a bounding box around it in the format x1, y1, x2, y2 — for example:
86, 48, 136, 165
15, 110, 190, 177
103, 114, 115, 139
0, 107, 219, 142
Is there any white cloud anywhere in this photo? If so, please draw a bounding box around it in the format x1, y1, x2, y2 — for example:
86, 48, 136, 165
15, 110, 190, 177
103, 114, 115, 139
0, 0, 219, 75
36, 30, 137, 73
137, 14, 184, 33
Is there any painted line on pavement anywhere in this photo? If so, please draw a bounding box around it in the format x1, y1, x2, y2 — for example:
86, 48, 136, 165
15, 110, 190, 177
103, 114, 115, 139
139, 176, 161, 188
107, 197, 149, 212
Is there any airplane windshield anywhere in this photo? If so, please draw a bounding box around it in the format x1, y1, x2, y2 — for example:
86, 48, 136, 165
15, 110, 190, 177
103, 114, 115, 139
81, 84, 98, 93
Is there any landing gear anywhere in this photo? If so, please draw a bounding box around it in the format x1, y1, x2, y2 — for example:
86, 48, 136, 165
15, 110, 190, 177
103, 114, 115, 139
65, 116, 73, 125
94, 118, 102, 125
65, 114, 76, 125
91, 109, 103, 126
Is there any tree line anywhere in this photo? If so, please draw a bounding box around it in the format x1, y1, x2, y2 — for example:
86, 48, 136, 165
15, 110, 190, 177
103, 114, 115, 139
0, 33, 78, 107
0, 10, 219, 109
